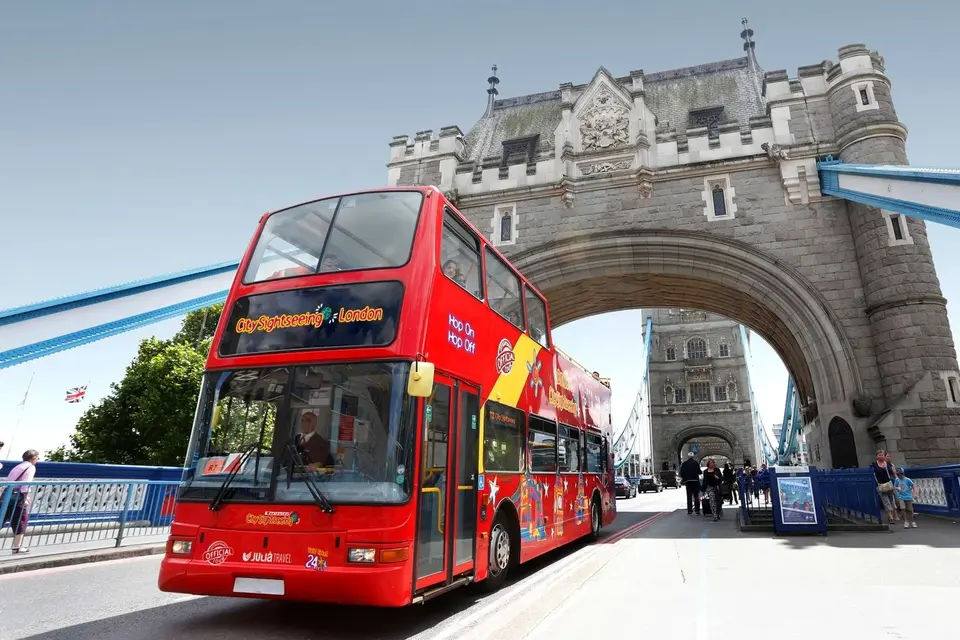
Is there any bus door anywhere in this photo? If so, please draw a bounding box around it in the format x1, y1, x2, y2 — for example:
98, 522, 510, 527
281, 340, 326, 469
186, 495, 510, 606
414, 376, 479, 591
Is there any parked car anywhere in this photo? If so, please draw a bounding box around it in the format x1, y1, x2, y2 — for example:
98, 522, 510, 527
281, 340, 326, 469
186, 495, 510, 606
659, 470, 681, 488
636, 475, 663, 493
615, 476, 637, 498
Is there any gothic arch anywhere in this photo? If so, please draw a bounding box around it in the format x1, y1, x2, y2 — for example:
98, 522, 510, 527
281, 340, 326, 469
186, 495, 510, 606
512, 229, 865, 419
670, 424, 743, 465
828, 416, 859, 468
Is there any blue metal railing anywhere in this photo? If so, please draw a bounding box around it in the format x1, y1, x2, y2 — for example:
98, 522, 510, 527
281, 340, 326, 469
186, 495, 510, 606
902, 463, 960, 518
1, 479, 178, 555
810, 468, 882, 524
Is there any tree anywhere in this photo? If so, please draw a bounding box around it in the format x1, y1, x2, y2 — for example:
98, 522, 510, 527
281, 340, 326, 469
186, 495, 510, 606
50, 305, 223, 466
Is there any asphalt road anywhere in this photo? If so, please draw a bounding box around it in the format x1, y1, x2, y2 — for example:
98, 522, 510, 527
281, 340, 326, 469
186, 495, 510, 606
1, 488, 677, 640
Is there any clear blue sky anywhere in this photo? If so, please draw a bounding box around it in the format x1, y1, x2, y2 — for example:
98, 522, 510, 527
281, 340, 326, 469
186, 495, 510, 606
2, 1, 959, 457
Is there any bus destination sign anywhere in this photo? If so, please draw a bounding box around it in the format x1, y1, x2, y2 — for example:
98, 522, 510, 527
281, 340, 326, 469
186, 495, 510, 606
219, 281, 403, 356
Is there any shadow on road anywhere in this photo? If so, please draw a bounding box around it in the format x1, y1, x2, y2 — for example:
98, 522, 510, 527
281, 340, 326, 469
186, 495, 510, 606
23, 513, 647, 640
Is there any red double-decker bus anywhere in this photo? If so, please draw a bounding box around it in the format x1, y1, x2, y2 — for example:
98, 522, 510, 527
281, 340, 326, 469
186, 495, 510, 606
158, 187, 615, 606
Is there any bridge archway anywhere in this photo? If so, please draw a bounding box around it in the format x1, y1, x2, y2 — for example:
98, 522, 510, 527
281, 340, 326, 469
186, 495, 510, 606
670, 425, 743, 467
513, 229, 866, 464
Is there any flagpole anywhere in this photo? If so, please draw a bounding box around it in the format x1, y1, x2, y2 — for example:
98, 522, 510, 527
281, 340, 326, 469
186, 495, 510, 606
4, 372, 34, 460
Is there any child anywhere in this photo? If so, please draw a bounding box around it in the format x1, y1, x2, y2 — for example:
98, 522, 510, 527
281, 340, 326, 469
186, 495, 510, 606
894, 468, 917, 529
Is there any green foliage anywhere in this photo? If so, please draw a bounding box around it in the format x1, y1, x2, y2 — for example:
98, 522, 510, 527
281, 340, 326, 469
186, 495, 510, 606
53, 305, 223, 466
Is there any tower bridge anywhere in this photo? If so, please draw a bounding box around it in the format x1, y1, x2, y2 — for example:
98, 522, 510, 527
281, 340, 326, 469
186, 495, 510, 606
387, 40, 960, 467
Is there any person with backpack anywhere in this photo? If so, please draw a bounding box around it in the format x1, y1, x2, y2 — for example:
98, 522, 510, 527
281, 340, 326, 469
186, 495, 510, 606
3, 449, 39, 553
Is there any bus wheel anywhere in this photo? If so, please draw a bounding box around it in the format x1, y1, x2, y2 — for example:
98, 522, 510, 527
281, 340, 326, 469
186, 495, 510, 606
485, 514, 514, 590
588, 499, 602, 541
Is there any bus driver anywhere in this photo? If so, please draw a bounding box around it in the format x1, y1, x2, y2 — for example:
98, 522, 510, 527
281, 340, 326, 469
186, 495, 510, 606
295, 411, 334, 470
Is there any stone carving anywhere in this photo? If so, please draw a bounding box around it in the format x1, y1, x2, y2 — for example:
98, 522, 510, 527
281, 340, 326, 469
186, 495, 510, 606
761, 142, 790, 161
579, 159, 631, 175
579, 87, 630, 151
638, 180, 653, 199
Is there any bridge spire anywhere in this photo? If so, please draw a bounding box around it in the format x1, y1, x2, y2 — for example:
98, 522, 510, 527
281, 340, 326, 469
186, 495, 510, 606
740, 18, 763, 104
484, 64, 499, 117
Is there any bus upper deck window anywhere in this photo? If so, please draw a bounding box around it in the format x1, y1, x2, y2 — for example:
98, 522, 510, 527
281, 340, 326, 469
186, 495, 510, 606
524, 286, 549, 347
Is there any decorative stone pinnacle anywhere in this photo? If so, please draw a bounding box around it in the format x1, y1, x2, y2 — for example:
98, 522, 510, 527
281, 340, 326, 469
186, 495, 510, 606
484, 64, 500, 117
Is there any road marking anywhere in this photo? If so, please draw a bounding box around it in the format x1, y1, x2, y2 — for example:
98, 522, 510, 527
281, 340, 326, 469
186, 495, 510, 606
601, 511, 669, 544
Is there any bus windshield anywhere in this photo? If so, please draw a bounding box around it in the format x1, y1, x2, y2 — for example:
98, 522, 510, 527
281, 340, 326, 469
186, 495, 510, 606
179, 362, 417, 505
243, 191, 424, 282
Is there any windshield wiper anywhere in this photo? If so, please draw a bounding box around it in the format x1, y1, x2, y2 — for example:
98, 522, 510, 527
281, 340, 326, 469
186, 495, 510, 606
209, 442, 258, 512
285, 443, 335, 513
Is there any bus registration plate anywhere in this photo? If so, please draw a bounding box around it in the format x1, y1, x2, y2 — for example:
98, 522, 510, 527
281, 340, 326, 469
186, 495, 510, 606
233, 577, 285, 596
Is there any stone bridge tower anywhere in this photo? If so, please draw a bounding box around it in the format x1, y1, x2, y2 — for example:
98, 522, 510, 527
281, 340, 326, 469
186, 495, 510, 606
646, 309, 758, 469
387, 38, 960, 467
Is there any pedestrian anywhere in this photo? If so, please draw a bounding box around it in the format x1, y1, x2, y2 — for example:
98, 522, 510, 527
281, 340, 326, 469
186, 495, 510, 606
0, 440, 4, 472
757, 463, 771, 505
3, 449, 39, 553
679, 451, 702, 515
871, 449, 897, 525
894, 467, 917, 529
722, 462, 737, 505
884, 452, 901, 522
702, 459, 724, 521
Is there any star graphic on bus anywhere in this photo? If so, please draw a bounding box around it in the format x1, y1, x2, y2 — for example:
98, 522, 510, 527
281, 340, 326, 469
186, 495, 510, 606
526, 352, 543, 393
488, 477, 499, 505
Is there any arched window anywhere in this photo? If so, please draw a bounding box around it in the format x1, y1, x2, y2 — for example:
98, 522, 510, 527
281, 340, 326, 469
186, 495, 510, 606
500, 213, 512, 243
712, 185, 726, 217
665, 346, 676, 361
687, 337, 707, 360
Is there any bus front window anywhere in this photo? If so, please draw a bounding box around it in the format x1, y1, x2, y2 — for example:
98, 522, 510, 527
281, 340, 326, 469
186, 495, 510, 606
275, 362, 417, 505
243, 191, 423, 283
179, 368, 288, 501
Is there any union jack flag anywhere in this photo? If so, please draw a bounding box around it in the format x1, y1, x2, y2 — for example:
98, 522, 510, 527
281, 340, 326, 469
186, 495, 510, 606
65, 386, 87, 403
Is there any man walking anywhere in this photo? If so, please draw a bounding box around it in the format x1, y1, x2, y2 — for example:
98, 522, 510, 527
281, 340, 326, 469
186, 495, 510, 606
680, 452, 702, 515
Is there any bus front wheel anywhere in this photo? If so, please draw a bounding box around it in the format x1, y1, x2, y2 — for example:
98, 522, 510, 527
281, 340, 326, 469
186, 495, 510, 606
485, 513, 515, 590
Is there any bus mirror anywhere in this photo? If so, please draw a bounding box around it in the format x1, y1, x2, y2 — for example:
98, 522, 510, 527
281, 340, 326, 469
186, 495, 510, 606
407, 362, 435, 397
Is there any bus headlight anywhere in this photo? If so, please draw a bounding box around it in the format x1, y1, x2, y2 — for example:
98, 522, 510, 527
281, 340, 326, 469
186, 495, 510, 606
347, 548, 376, 563
168, 539, 193, 555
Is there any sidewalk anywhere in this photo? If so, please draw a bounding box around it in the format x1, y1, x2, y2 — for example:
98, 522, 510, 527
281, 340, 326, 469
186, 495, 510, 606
464, 509, 960, 640
0, 535, 166, 574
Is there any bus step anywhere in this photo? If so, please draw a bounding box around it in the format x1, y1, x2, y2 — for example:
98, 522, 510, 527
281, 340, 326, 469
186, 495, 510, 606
414, 575, 474, 604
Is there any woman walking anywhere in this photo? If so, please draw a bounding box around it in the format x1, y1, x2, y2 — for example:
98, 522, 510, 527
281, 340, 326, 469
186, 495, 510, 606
703, 459, 724, 522
3, 449, 39, 553
871, 449, 898, 525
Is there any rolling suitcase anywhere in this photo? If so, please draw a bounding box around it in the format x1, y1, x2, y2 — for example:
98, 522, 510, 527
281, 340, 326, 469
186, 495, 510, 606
701, 495, 712, 516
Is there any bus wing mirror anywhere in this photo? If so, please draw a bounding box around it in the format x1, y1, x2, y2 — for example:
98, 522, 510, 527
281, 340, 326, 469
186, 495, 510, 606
407, 362, 435, 397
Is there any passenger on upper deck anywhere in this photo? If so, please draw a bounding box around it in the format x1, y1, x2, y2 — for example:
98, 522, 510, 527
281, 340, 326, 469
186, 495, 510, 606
442, 259, 465, 286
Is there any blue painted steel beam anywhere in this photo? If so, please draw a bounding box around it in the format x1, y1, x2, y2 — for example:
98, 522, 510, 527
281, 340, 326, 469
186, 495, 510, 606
0, 261, 239, 326
0, 291, 229, 369
818, 159, 960, 229
777, 378, 795, 459
614, 315, 654, 469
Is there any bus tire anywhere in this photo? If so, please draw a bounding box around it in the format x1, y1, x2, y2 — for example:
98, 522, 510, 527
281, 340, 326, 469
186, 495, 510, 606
484, 511, 516, 591
588, 497, 602, 541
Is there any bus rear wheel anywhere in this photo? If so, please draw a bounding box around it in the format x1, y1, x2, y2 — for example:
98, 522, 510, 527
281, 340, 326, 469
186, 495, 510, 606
484, 513, 515, 591
589, 499, 602, 541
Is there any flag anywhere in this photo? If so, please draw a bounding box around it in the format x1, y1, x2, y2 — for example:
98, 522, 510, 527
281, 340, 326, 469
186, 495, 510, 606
65, 386, 87, 403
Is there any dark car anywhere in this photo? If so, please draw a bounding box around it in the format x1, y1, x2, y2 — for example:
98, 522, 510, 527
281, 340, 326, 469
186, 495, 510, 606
659, 470, 681, 489
615, 476, 636, 498
636, 475, 663, 493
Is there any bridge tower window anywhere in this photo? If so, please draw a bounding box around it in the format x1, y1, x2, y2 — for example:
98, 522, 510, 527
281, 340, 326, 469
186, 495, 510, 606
712, 185, 726, 217
673, 388, 687, 404
665, 346, 676, 361
702, 175, 736, 220
852, 82, 879, 112
686, 338, 707, 360
718, 343, 730, 358
714, 385, 728, 401
491, 203, 518, 247
882, 210, 913, 246
690, 381, 711, 403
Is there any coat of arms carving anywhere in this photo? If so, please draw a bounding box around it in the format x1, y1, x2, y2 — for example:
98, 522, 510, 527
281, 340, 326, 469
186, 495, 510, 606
578, 87, 629, 151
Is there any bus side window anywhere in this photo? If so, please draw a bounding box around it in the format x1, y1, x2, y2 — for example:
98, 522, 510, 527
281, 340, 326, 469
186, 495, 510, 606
441, 210, 483, 299
524, 286, 550, 348
483, 401, 524, 472
485, 248, 524, 330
